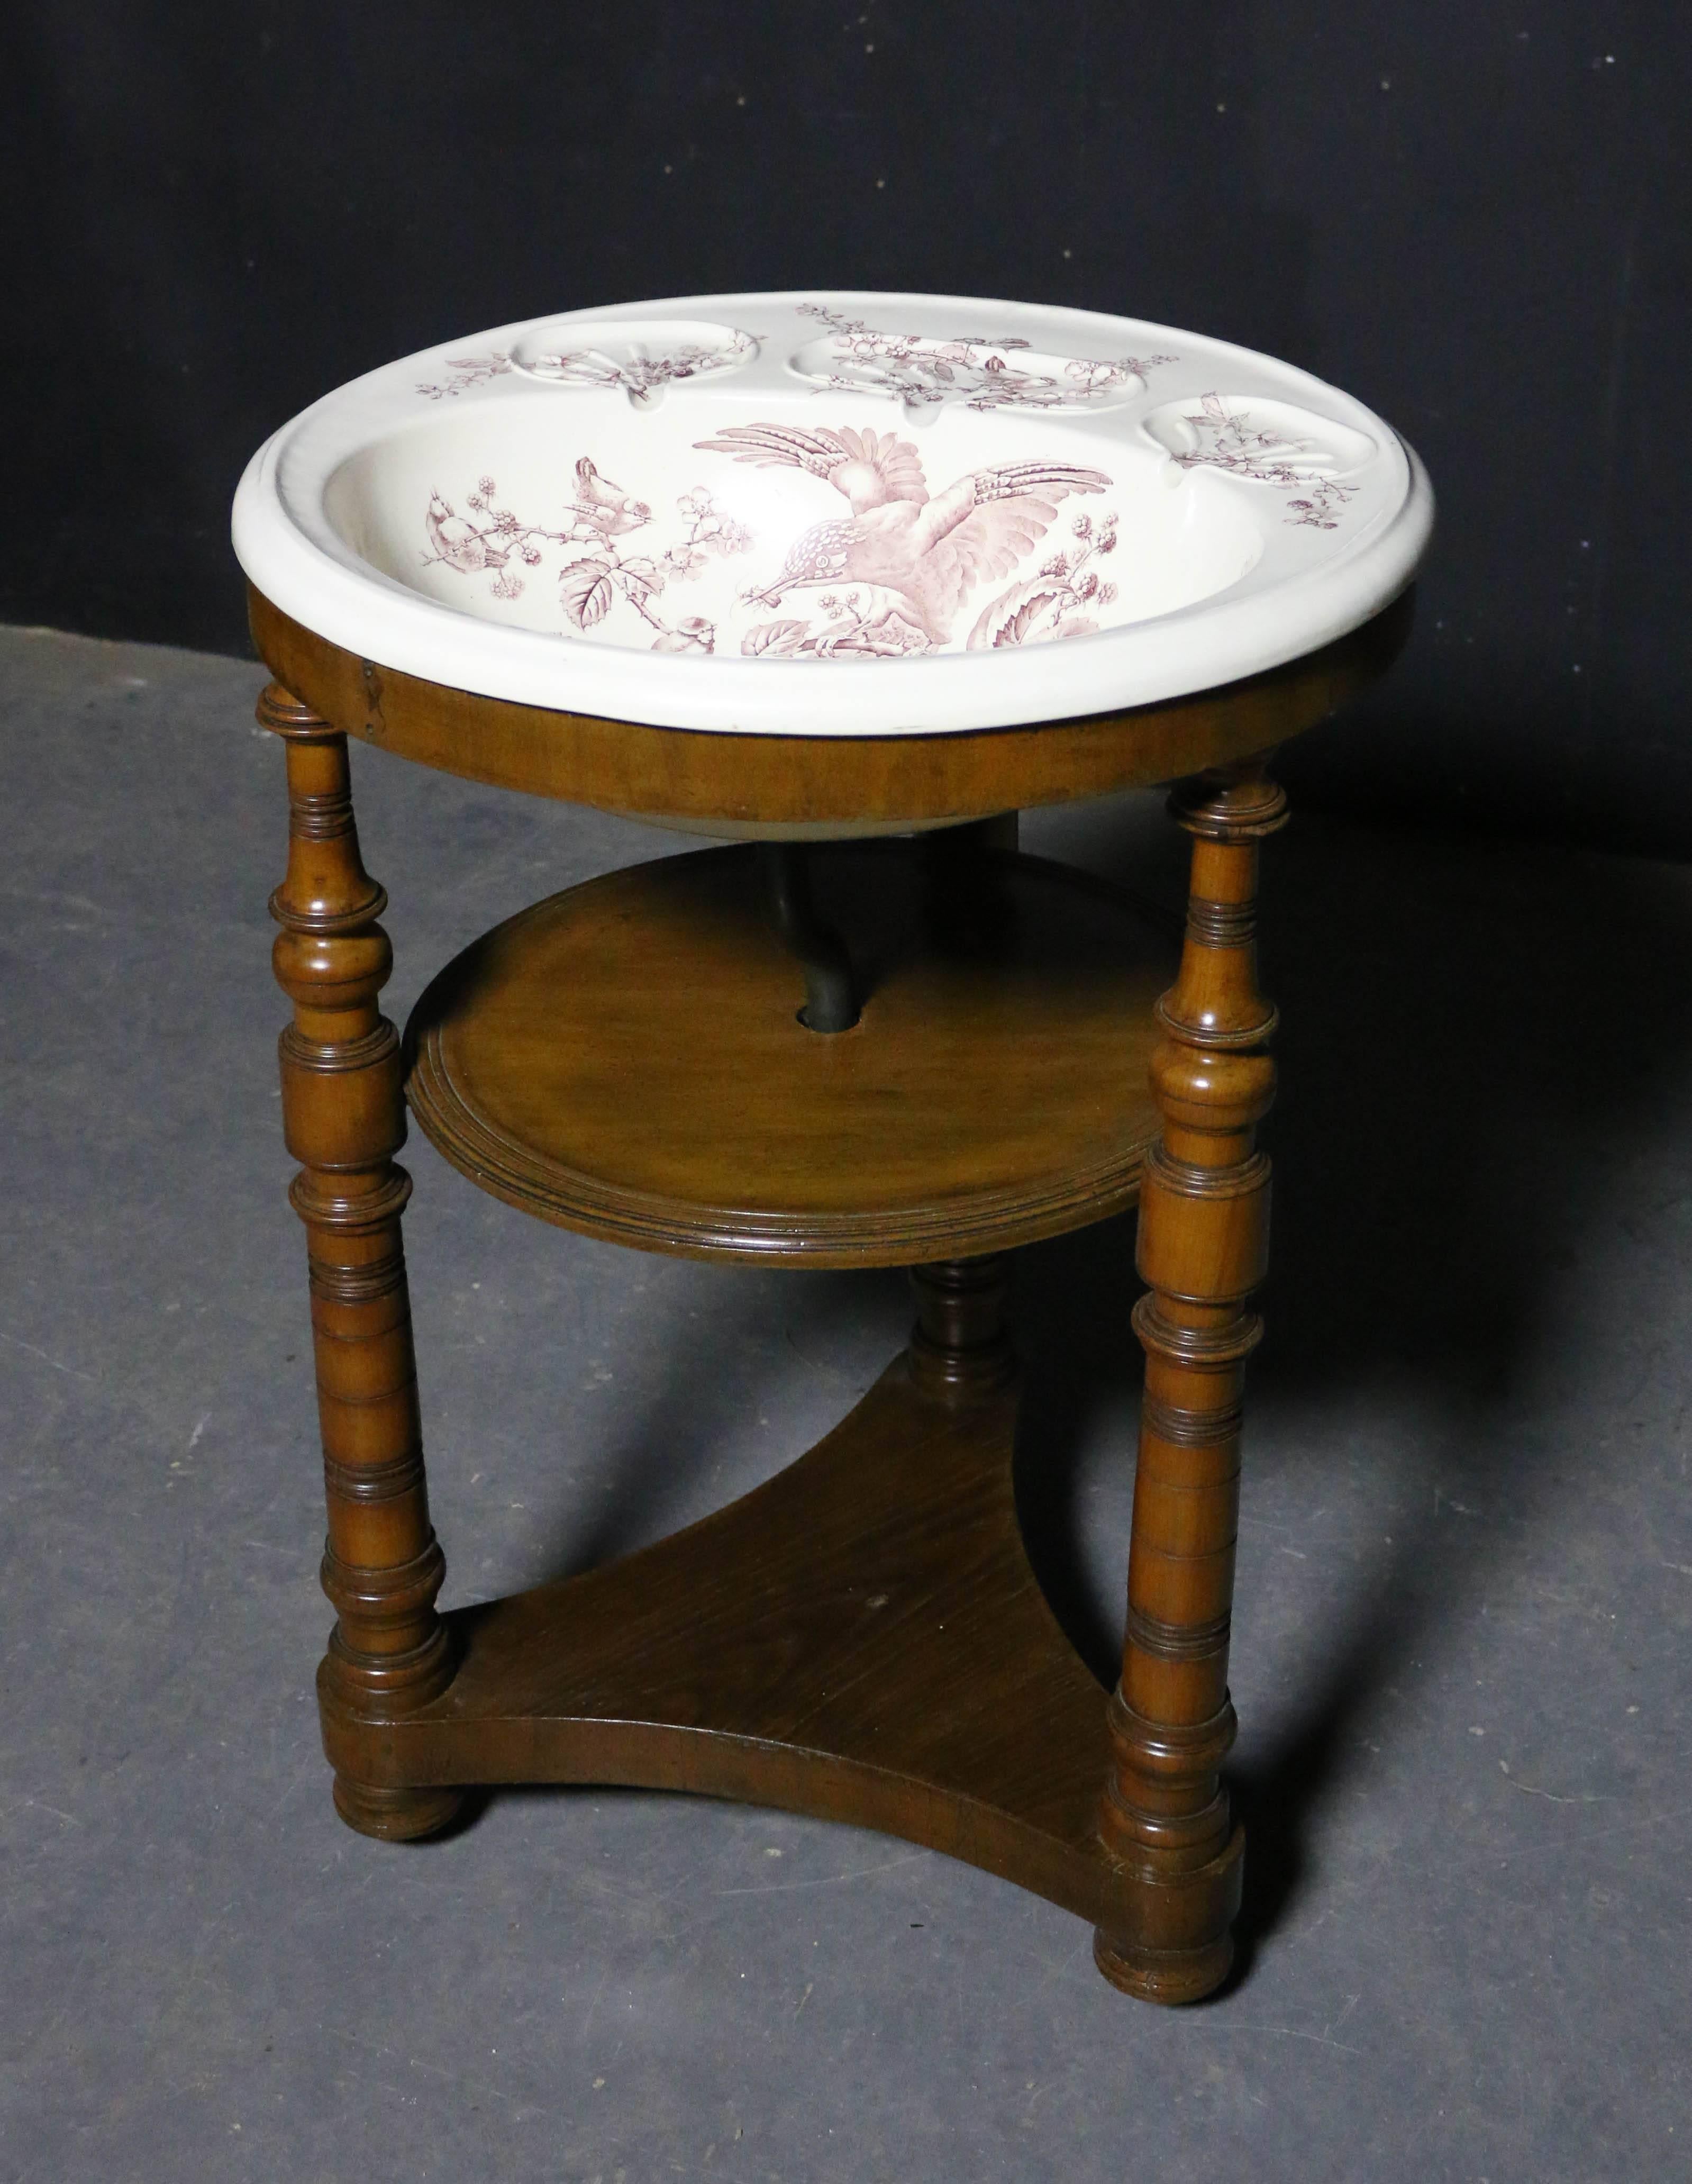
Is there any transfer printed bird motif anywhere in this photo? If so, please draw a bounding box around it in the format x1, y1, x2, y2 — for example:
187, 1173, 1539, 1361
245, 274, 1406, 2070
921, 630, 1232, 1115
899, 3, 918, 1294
569, 456, 652, 537
693, 423, 1111, 648
424, 458, 650, 575
425, 491, 510, 574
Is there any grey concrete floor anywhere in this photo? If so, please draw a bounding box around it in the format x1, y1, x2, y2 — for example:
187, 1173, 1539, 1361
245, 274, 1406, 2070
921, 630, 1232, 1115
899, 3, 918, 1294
2, 622, 1689, 2183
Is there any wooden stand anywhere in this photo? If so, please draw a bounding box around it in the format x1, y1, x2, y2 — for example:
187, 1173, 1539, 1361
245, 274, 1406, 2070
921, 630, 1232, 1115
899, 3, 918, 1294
253, 587, 1409, 2002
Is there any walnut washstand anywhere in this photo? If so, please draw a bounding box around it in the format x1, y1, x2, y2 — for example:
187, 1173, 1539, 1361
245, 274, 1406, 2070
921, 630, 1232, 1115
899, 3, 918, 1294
235, 289, 1432, 2005
250, 582, 1414, 2006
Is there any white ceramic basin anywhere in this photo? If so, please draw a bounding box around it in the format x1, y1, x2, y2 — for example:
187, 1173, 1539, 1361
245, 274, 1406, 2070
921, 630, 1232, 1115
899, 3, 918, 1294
233, 291, 1432, 738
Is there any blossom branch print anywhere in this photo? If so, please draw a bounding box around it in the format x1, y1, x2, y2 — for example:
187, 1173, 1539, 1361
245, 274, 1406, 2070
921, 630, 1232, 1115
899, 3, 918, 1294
742, 592, 933, 659
416, 355, 514, 400
1170, 393, 1359, 528
422, 460, 752, 651
796, 304, 1175, 412
518, 331, 758, 402
418, 333, 758, 403
967, 509, 1120, 649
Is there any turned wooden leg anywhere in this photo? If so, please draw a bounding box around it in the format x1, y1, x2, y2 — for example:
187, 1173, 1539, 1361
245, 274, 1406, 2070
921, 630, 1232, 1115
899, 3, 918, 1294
1094, 758, 1287, 2002
907, 1254, 1016, 1403
261, 684, 463, 1841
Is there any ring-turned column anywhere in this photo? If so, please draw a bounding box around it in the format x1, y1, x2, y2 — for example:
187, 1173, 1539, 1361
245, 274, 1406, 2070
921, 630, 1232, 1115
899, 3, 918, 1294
261, 684, 463, 1841
1095, 758, 1287, 2002
907, 1254, 1016, 1404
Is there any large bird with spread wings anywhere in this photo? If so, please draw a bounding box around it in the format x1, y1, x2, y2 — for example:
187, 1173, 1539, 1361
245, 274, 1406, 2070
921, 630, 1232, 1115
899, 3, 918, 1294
694, 423, 1110, 647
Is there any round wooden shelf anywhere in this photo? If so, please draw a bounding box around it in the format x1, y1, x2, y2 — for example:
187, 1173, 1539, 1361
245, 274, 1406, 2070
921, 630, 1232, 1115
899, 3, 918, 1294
403, 841, 1174, 1266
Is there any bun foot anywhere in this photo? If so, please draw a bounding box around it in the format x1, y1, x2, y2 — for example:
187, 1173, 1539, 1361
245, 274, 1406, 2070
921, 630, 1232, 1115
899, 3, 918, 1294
1090, 1815, 1244, 2004
1091, 1927, 1234, 2005
332, 1775, 467, 1842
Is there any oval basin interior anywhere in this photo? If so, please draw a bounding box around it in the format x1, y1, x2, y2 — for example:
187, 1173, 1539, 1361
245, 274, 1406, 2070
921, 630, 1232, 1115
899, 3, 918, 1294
323, 396, 1265, 664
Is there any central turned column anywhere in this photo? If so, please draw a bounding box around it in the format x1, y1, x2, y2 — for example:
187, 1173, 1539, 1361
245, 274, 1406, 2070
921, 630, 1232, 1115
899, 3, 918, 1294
1094, 759, 1287, 2002
907, 1255, 1016, 1404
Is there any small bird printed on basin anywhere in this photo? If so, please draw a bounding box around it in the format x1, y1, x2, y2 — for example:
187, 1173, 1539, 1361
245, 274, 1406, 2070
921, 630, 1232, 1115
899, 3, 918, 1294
694, 424, 1111, 650
425, 491, 512, 575
569, 457, 652, 537
425, 459, 650, 576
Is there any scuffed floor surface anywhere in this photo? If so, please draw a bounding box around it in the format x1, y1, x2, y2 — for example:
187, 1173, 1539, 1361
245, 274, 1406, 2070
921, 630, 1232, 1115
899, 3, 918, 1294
2, 622, 1688, 2182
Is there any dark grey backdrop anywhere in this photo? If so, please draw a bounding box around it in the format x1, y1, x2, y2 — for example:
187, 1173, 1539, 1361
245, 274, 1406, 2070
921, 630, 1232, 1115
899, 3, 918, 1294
6, 3, 1686, 848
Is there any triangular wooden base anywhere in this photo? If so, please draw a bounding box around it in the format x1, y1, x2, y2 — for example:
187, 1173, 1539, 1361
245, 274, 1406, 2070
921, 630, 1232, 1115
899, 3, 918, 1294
320, 1358, 1140, 1935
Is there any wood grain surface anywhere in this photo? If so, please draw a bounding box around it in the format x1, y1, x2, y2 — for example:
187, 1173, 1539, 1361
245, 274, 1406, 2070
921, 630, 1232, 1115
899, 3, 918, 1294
1092, 760, 1286, 2002
321, 1339, 1155, 1936
404, 839, 1174, 1266
260, 684, 466, 1842
250, 583, 1411, 832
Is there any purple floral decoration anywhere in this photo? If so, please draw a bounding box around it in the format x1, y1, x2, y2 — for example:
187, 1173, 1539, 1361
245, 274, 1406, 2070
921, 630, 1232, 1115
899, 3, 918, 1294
422, 459, 752, 651
416, 355, 514, 400
518, 331, 758, 402
796, 303, 1175, 412
968, 509, 1120, 648
1170, 393, 1359, 528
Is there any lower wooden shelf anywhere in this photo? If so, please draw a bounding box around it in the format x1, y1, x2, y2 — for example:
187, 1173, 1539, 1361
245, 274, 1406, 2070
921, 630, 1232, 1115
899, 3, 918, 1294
322, 1356, 1187, 1940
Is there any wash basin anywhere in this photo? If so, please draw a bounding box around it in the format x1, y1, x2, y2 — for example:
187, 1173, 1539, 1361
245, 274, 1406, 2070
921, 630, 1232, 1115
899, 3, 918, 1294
233, 289, 1432, 739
